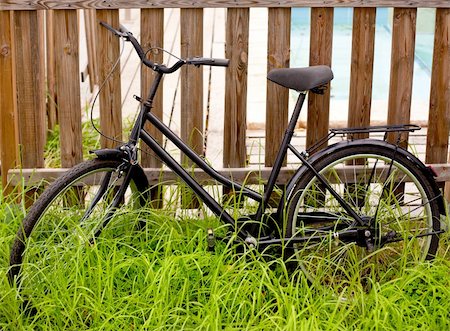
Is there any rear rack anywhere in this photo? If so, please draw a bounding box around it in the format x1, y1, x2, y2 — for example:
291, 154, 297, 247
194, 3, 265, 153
329, 124, 421, 135
306, 124, 421, 155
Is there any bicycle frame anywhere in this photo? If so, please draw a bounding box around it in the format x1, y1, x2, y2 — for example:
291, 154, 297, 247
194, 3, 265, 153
122, 69, 370, 242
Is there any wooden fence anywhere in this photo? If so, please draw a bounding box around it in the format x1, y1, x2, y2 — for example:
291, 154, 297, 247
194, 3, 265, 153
1, 1, 450, 197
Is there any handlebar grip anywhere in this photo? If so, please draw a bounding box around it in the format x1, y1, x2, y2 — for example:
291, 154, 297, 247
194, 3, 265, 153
100, 21, 122, 36
187, 57, 229, 67
102, 21, 154, 68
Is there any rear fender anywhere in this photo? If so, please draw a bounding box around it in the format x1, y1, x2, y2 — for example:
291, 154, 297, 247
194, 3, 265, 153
275, 139, 447, 222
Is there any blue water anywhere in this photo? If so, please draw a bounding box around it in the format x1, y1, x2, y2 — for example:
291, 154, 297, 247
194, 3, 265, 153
290, 8, 434, 102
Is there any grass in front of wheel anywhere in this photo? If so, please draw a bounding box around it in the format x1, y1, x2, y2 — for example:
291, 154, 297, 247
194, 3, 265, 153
0, 187, 449, 330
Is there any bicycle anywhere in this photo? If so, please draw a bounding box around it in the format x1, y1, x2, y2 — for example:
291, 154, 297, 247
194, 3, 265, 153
9, 22, 446, 300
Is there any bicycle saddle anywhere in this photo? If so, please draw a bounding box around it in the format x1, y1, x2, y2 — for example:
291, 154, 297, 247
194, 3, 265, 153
267, 65, 333, 92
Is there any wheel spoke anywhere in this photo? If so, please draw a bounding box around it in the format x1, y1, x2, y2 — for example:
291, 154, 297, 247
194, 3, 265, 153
9, 159, 149, 301
80, 172, 113, 223
287, 143, 440, 288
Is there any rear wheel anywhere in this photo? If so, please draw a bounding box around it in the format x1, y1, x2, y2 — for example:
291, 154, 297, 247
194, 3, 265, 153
286, 142, 441, 287
9, 159, 150, 300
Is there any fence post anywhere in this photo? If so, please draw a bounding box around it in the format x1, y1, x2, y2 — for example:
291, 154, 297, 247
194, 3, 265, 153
180, 8, 204, 208
348, 8, 376, 138
46, 10, 58, 131
14, 11, 46, 169
141, 8, 164, 208
306, 7, 334, 150
426, 8, 450, 195
84, 9, 98, 92
387, 8, 416, 146
53, 9, 83, 168
265, 7, 291, 167
96, 9, 122, 148
0, 11, 19, 194
224, 8, 249, 169
223, 8, 249, 202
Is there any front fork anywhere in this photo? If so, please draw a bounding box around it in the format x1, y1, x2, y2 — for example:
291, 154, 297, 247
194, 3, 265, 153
90, 162, 135, 240
89, 145, 138, 241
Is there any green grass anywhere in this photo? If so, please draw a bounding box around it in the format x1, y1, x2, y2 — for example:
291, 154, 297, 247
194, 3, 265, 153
0, 186, 449, 330
44, 119, 101, 168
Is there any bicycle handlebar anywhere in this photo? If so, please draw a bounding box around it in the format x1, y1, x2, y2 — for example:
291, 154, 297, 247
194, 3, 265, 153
186, 57, 230, 67
100, 21, 229, 74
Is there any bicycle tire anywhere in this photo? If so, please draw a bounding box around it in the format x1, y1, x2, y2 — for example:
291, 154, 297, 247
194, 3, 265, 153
285, 141, 441, 286
9, 158, 150, 295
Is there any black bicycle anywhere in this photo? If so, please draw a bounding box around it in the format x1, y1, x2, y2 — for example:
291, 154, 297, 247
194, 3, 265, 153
9, 23, 445, 296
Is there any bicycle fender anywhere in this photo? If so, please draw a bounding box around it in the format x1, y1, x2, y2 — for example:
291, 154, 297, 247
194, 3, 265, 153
91, 148, 127, 160
276, 139, 447, 219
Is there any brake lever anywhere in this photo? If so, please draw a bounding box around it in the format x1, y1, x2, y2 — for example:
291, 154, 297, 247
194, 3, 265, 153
119, 24, 132, 36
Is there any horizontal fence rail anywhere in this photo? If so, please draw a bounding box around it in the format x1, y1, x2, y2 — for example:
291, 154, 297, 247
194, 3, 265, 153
2, 1, 450, 10
1, 2, 450, 203
8, 164, 450, 187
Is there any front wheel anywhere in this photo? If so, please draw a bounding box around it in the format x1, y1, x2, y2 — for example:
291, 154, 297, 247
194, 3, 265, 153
9, 159, 150, 300
286, 141, 441, 287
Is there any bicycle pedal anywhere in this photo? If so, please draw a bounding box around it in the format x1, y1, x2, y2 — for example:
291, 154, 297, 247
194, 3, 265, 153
207, 228, 215, 251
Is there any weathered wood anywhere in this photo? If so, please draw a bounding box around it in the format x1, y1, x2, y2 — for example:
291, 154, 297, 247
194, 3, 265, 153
140, 8, 164, 168
265, 7, 290, 167
426, 9, 450, 164
9, 164, 450, 186
180, 8, 203, 207
141, 8, 164, 207
84, 9, 98, 91
53, 10, 83, 167
2, 1, 450, 10
386, 8, 416, 146
347, 7, 376, 139
0, 11, 19, 192
46, 10, 58, 131
14, 10, 46, 169
306, 7, 333, 150
96, 9, 122, 148
425, 9, 450, 197
180, 8, 204, 157
7, 167, 294, 186
224, 8, 249, 168
3, 2, 450, 203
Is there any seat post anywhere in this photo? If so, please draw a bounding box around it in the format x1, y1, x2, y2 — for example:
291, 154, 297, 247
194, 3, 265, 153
254, 91, 307, 220
286, 91, 307, 137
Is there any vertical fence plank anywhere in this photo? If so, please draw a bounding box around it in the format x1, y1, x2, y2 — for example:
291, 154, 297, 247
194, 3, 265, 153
387, 8, 416, 146
0, 11, 19, 192
348, 8, 376, 138
426, 8, 450, 164
141, 8, 164, 167
180, 8, 204, 157
96, 10, 122, 149
84, 9, 98, 91
141, 8, 164, 207
180, 8, 203, 207
14, 11, 46, 169
224, 8, 249, 169
265, 8, 291, 167
306, 8, 334, 150
53, 10, 82, 168
224, 8, 249, 203
46, 10, 58, 131
426, 9, 450, 195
